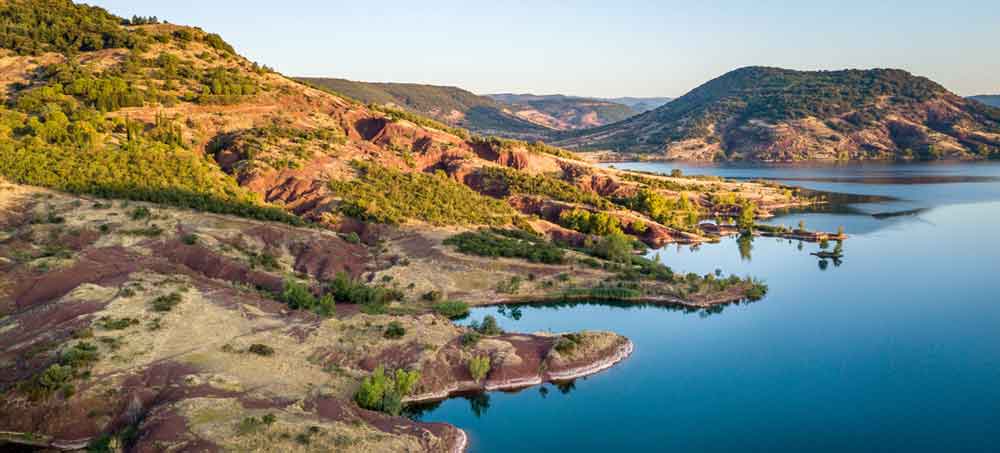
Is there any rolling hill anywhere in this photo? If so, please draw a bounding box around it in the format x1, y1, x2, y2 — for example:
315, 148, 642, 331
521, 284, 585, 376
294, 77, 551, 139
599, 96, 672, 113
969, 95, 1000, 108
554, 66, 1000, 161
0, 1, 801, 451
487, 93, 642, 130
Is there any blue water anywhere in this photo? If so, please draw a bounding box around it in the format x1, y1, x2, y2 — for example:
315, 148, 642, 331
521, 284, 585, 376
412, 161, 1000, 452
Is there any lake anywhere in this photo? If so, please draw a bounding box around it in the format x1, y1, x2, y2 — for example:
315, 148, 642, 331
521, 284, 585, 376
410, 161, 1000, 452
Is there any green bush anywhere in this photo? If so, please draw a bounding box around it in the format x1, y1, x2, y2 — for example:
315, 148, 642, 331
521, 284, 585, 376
248, 343, 274, 356
459, 331, 481, 347
468, 355, 490, 383
354, 365, 421, 416
432, 300, 470, 319
150, 292, 182, 312
384, 321, 406, 339
281, 279, 335, 316
444, 229, 565, 264
327, 272, 399, 306
469, 315, 503, 336
558, 208, 623, 235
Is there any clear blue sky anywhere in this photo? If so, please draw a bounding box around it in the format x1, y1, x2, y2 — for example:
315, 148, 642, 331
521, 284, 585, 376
89, 0, 1000, 98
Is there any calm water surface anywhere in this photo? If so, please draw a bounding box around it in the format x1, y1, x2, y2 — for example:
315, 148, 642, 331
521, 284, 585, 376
412, 161, 1000, 452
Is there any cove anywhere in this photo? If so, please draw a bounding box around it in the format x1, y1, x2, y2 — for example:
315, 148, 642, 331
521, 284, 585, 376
410, 161, 1000, 452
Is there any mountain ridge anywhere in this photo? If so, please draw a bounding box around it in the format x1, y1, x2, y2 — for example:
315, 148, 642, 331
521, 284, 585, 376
554, 66, 1000, 161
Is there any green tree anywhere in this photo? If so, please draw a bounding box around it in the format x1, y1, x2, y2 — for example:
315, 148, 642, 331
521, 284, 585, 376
468, 355, 491, 383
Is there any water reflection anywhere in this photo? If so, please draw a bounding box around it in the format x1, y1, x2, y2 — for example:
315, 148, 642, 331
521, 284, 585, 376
737, 234, 753, 261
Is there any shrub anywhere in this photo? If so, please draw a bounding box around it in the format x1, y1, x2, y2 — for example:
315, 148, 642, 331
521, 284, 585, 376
460, 331, 482, 347
592, 232, 634, 263
421, 290, 443, 303
470, 315, 503, 336
495, 276, 522, 294
558, 208, 623, 235
181, 233, 199, 245
150, 292, 182, 312
129, 206, 151, 220
444, 229, 565, 264
432, 300, 469, 319
96, 316, 139, 330
384, 321, 406, 339
553, 334, 583, 354
248, 343, 275, 356
468, 355, 490, 383
281, 279, 336, 316
328, 272, 398, 307
354, 366, 421, 416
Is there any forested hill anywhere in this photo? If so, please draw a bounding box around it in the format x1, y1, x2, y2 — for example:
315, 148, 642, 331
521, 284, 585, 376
294, 77, 551, 139
553, 66, 1000, 161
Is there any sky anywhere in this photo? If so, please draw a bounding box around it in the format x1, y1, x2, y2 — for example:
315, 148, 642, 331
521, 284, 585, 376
89, 0, 1000, 98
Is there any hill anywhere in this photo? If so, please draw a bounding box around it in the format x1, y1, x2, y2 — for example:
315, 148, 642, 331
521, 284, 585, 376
600, 96, 673, 113
294, 77, 551, 139
487, 93, 640, 129
0, 1, 806, 451
969, 95, 1000, 108
554, 66, 1000, 161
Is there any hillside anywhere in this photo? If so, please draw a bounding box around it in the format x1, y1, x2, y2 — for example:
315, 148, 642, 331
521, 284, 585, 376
294, 77, 551, 139
970, 95, 1000, 108
554, 67, 1000, 161
600, 96, 673, 113
0, 1, 807, 451
488, 93, 640, 129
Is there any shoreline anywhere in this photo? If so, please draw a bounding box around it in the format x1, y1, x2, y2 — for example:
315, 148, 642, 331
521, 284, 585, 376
404, 338, 635, 404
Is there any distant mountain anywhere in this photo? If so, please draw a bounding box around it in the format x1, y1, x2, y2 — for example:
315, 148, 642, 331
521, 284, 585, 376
969, 95, 1000, 108
295, 77, 550, 138
554, 66, 1000, 161
599, 96, 673, 113
487, 93, 641, 130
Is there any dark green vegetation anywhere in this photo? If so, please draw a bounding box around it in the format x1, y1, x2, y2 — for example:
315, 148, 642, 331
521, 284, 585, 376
477, 166, 610, 208
149, 293, 182, 312
278, 273, 406, 317
556, 66, 1000, 161
295, 77, 549, 136
0, 0, 300, 224
468, 315, 504, 336
354, 366, 421, 416
432, 301, 471, 319
0, 0, 143, 56
618, 189, 702, 231
280, 279, 336, 316
17, 342, 98, 401
329, 162, 516, 226
444, 228, 566, 264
